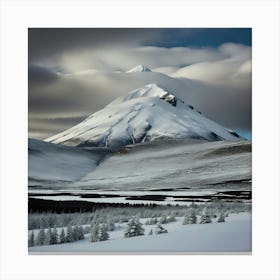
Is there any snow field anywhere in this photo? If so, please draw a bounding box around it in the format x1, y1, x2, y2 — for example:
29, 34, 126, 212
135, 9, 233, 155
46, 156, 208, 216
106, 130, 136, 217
29, 212, 251, 253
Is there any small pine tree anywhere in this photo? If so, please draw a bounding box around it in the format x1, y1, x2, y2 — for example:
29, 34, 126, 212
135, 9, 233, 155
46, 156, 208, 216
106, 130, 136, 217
90, 224, 99, 242
107, 220, 115, 231
28, 231, 35, 247
35, 229, 46, 246
60, 228, 66, 243
66, 225, 74, 242
97, 224, 110, 241
182, 210, 197, 225
90, 224, 109, 242
159, 215, 167, 224
124, 218, 145, 238
148, 229, 153, 235
73, 225, 80, 241
51, 227, 58, 244
44, 227, 52, 245
217, 213, 226, 223
199, 213, 212, 224
154, 223, 168, 234
78, 226, 84, 240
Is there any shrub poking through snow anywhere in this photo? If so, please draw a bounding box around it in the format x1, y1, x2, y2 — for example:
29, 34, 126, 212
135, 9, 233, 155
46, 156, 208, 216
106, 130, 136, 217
182, 210, 197, 225
124, 217, 145, 238
148, 229, 153, 235
199, 213, 212, 224
154, 223, 168, 234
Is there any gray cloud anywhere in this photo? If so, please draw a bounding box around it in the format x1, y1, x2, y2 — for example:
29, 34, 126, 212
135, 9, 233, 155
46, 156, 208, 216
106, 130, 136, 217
29, 65, 58, 86
28, 29, 251, 140
28, 28, 161, 63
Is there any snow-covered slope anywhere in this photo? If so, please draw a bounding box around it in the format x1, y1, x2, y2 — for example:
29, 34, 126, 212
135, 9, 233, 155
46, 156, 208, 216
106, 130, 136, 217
46, 83, 242, 150
126, 65, 152, 73
28, 139, 111, 184
75, 139, 251, 190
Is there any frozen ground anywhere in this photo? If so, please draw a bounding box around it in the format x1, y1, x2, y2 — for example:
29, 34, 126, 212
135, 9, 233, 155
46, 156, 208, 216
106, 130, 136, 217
29, 212, 251, 253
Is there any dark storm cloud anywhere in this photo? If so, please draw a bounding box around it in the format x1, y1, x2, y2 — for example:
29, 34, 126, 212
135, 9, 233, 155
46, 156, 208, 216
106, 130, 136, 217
28, 28, 160, 62
29, 28, 251, 63
28, 65, 58, 86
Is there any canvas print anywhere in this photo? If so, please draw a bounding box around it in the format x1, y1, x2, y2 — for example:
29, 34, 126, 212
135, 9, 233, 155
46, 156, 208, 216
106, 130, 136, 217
28, 28, 252, 253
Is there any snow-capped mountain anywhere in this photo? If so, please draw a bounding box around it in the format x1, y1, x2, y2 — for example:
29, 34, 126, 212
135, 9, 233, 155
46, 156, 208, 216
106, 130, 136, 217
46, 83, 241, 149
126, 65, 152, 73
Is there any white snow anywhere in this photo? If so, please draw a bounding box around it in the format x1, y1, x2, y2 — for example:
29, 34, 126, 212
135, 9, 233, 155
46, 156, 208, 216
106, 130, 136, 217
126, 65, 152, 73
28, 139, 110, 183
29, 212, 251, 253
45, 83, 242, 149
74, 140, 251, 190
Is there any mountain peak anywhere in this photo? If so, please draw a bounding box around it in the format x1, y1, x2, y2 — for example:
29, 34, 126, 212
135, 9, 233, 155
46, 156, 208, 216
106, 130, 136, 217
46, 83, 242, 150
126, 65, 152, 73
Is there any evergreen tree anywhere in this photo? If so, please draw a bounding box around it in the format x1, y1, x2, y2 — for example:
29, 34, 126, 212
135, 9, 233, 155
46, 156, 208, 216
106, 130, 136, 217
148, 229, 153, 235
44, 227, 52, 245
60, 228, 66, 243
107, 220, 115, 231
35, 229, 46, 246
199, 213, 212, 224
97, 224, 110, 241
124, 218, 145, 238
154, 223, 168, 234
73, 225, 80, 241
182, 210, 197, 225
217, 213, 226, 223
90, 224, 109, 242
28, 231, 35, 247
78, 226, 85, 240
51, 227, 58, 244
66, 225, 74, 242
159, 215, 167, 224
91, 224, 99, 242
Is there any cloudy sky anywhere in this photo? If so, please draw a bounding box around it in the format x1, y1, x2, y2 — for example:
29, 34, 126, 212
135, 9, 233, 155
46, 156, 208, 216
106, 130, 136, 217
28, 28, 252, 140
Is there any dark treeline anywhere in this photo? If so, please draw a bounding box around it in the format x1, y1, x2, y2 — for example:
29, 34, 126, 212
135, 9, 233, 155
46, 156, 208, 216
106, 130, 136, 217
28, 198, 158, 213
28, 200, 251, 230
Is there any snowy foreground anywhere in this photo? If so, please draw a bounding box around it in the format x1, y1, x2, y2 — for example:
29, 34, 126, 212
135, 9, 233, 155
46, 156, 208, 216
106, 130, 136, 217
29, 212, 251, 253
